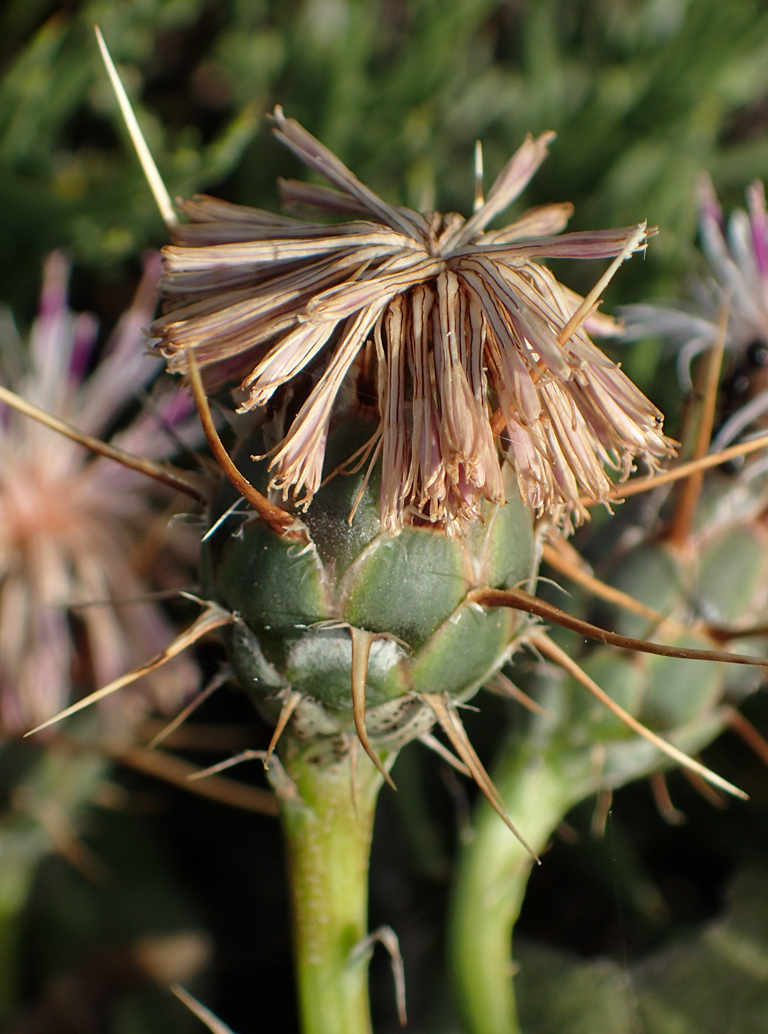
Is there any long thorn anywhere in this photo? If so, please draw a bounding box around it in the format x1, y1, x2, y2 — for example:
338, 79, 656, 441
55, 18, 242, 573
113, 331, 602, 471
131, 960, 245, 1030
485, 671, 552, 717
591, 788, 612, 839
557, 224, 649, 346
532, 633, 747, 800
541, 541, 685, 635
0, 384, 209, 502
649, 770, 687, 825
418, 733, 472, 775
188, 749, 301, 805
171, 986, 238, 1034
95, 26, 178, 229
264, 690, 303, 767
349, 926, 407, 1027
666, 301, 729, 548
422, 693, 540, 861
147, 670, 229, 749
723, 707, 768, 768
186, 349, 298, 538
25, 603, 233, 736
597, 430, 768, 503
350, 628, 396, 789
681, 767, 727, 808
107, 743, 279, 815
139, 720, 256, 752
470, 586, 768, 668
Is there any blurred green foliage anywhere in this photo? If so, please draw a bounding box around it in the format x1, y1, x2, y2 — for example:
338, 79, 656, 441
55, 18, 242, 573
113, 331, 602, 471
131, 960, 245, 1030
3, 0, 768, 317
516, 867, 768, 1034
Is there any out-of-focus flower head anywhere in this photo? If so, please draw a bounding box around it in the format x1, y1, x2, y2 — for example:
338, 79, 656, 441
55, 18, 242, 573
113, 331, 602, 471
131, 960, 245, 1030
622, 176, 768, 451
0, 252, 199, 735
151, 108, 673, 535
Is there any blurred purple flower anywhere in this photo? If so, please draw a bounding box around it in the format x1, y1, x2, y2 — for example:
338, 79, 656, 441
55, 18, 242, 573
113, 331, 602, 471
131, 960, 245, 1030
622, 176, 768, 451
0, 252, 199, 734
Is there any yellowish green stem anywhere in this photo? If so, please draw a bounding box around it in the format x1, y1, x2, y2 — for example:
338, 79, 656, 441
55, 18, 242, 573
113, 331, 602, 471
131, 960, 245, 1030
279, 742, 385, 1034
449, 742, 594, 1034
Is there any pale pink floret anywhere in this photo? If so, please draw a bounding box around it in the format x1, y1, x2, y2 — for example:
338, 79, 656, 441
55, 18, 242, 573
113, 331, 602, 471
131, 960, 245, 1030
0, 253, 199, 734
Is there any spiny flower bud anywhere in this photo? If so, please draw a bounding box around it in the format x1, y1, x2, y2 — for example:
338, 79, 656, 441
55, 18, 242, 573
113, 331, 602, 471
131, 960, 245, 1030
203, 418, 537, 765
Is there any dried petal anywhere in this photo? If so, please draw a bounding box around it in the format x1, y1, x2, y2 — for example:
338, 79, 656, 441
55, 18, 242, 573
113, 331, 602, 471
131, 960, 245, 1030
153, 111, 674, 532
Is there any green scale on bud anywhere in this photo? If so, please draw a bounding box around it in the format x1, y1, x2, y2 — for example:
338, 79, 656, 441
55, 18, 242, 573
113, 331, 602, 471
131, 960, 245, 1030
203, 419, 537, 760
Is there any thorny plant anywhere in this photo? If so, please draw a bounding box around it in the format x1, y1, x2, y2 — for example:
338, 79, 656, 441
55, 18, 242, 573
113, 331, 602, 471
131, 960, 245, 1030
3, 26, 768, 1034
451, 298, 768, 1033
445, 175, 768, 1033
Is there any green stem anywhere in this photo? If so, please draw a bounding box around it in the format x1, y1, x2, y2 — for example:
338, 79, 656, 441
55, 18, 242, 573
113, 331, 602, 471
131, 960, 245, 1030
279, 741, 385, 1034
449, 741, 594, 1034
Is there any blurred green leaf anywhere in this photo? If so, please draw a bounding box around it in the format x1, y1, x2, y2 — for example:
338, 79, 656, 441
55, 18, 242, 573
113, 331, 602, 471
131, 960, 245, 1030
516, 867, 768, 1034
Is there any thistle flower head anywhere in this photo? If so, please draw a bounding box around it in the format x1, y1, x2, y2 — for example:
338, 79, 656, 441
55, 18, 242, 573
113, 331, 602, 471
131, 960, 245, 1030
152, 108, 673, 533
622, 176, 768, 451
0, 252, 198, 733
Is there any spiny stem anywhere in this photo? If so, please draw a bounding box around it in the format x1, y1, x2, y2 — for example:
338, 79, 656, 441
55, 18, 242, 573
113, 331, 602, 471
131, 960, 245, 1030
532, 633, 746, 799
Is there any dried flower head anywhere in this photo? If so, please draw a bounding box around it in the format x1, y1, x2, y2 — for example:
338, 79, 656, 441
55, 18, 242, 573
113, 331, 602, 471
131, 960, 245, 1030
152, 108, 674, 533
623, 176, 768, 452
0, 252, 198, 733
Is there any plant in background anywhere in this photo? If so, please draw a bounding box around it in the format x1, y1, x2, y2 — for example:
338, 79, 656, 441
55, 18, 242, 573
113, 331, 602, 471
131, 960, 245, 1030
623, 175, 768, 452
451, 367, 768, 1034
0, 252, 218, 1032
0, 249, 200, 735
447, 178, 768, 1034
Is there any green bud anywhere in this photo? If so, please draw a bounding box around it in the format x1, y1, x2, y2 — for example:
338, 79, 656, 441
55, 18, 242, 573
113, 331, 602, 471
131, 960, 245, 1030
203, 419, 537, 756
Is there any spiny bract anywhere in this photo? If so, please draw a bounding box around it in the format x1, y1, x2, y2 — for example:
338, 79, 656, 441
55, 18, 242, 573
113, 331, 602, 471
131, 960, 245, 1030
203, 419, 537, 760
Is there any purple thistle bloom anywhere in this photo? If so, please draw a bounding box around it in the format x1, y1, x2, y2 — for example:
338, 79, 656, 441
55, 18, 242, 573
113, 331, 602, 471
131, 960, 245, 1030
0, 252, 199, 734
622, 176, 768, 452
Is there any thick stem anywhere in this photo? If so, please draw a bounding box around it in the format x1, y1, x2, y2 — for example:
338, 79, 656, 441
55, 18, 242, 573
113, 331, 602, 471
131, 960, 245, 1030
449, 741, 594, 1034
279, 742, 385, 1034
